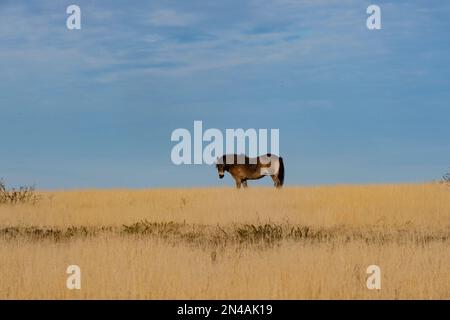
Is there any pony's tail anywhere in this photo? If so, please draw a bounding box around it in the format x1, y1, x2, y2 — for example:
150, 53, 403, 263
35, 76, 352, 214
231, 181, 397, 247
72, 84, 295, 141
278, 157, 285, 187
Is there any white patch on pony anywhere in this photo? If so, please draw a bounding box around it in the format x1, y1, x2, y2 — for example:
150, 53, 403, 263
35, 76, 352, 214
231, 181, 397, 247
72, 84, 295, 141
259, 155, 279, 176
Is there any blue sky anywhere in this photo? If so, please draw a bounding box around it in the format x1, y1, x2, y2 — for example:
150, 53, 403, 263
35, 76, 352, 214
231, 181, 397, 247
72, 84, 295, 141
1, 0, 449, 189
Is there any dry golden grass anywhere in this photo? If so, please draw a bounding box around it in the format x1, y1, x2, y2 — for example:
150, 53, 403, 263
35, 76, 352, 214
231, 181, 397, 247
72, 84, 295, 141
0, 183, 449, 299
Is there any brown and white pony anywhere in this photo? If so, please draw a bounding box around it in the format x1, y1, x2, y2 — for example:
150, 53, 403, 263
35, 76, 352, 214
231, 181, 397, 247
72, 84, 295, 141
216, 154, 284, 188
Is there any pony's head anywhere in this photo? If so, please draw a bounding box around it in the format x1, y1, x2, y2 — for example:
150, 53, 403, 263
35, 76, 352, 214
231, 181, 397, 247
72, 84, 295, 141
215, 156, 226, 179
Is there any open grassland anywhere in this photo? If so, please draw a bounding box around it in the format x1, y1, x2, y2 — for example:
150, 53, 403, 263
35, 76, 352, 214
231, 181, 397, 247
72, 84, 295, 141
0, 183, 449, 299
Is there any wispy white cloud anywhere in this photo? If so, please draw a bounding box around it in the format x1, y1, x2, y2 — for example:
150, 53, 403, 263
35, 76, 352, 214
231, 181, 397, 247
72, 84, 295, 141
148, 9, 197, 27
0, 0, 446, 84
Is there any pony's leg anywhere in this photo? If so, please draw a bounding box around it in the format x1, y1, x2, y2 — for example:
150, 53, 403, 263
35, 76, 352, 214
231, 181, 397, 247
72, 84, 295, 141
242, 180, 248, 188
271, 175, 281, 188
235, 178, 242, 189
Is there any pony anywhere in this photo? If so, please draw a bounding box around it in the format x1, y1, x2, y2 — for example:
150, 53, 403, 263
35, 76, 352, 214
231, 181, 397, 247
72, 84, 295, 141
215, 154, 284, 188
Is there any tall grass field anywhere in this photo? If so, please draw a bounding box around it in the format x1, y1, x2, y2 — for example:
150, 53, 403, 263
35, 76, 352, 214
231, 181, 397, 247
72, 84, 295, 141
1, 183, 449, 299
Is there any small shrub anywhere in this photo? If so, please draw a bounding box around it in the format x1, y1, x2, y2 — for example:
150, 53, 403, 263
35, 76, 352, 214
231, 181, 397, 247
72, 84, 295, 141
443, 171, 450, 185
235, 224, 283, 243
0, 179, 41, 205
